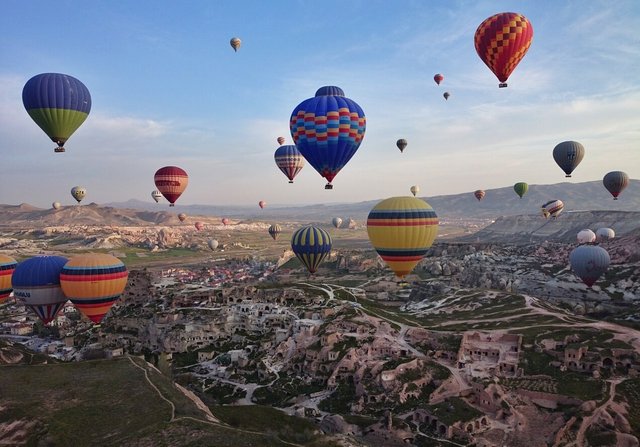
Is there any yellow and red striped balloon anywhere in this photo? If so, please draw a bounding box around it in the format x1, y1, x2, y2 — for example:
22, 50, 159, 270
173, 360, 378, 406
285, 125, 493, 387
0, 255, 17, 304
60, 254, 128, 324
367, 197, 439, 278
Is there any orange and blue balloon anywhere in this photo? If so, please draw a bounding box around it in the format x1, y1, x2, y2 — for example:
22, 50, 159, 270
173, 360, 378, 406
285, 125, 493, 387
22, 73, 91, 152
274, 145, 305, 183
0, 255, 17, 304
290, 86, 366, 189
60, 254, 128, 324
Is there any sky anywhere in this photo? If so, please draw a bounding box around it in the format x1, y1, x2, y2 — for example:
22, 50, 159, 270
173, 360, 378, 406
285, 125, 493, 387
1, 0, 639, 209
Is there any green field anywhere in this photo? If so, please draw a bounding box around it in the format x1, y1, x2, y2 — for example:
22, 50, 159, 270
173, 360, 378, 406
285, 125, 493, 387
0, 357, 334, 446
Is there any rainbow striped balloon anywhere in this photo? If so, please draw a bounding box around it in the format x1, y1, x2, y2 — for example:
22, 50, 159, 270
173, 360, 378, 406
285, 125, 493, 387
0, 255, 17, 304
60, 254, 128, 324
367, 196, 439, 278
291, 226, 332, 274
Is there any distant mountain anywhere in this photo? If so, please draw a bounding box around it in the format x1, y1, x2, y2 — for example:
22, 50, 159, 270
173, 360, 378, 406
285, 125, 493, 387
108, 180, 640, 221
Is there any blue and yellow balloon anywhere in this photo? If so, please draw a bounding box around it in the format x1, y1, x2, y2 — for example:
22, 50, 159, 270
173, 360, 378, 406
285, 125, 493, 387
291, 226, 332, 274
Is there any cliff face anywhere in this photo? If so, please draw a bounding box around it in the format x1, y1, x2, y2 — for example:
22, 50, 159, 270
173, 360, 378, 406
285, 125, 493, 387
457, 211, 640, 244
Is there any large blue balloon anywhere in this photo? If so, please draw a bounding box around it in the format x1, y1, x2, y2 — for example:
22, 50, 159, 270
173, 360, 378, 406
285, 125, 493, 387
289, 86, 366, 189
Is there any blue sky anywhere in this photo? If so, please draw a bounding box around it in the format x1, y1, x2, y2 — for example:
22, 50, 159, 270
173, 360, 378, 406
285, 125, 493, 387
1, 0, 638, 208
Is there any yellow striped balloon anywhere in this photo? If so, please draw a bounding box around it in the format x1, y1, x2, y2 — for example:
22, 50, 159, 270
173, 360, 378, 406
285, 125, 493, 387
60, 254, 128, 324
0, 255, 17, 304
291, 226, 332, 274
367, 196, 439, 278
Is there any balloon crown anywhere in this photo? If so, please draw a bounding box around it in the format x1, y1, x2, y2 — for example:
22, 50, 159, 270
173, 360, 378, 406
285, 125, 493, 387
315, 86, 345, 97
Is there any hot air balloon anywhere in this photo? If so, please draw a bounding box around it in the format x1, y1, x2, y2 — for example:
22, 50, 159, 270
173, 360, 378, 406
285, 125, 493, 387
52, 202, 61, 210
396, 139, 408, 153
474, 12, 533, 88
230, 37, 241, 52
154, 166, 188, 206
71, 186, 86, 204
474, 190, 486, 201
12, 256, 68, 324
291, 226, 332, 274
513, 182, 528, 198
569, 245, 610, 288
290, 86, 366, 189
542, 199, 564, 218
151, 190, 162, 203
434, 74, 444, 85
277, 136, 285, 145
60, 253, 128, 323
443, 92, 451, 100
222, 218, 230, 226
603, 171, 629, 200
410, 186, 420, 197
577, 229, 596, 245
332, 217, 343, 229
274, 145, 306, 183
22, 73, 91, 152
208, 239, 219, 251
268, 224, 281, 240
367, 196, 438, 278
259, 200, 266, 209
348, 218, 357, 229
541, 207, 550, 219
195, 222, 205, 231
178, 213, 187, 222
0, 255, 17, 305
596, 228, 615, 242
553, 141, 584, 178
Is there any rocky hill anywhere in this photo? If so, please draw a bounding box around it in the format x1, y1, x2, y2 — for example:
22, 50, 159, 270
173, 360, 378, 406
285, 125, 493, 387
456, 210, 640, 244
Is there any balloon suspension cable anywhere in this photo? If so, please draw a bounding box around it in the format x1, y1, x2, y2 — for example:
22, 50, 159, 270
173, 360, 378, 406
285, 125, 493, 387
325, 183, 333, 190
499, 83, 508, 88
54, 146, 65, 153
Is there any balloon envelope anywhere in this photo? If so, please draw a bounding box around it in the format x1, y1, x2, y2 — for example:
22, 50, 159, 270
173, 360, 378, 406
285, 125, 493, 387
208, 239, 219, 250
12, 255, 68, 324
396, 139, 408, 153
52, 202, 61, 210
410, 186, 420, 197
259, 201, 266, 209
367, 196, 439, 278
22, 73, 91, 152
474, 12, 533, 87
60, 253, 128, 323
474, 190, 486, 201
222, 218, 230, 226
603, 171, 629, 200
542, 200, 564, 218
0, 255, 17, 304
71, 186, 86, 203
154, 166, 188, 206
290, 86, 366, 189
577, 229, 596, 245
277, 136, 285, 145
178, 213, 187, 222
596, 228, 615, 242
434, 74, 444, 85
152, 190, 162, 203
443, 92, 450, 100
513, 182, 528, 198
553, 141, 584, 177
291, 226, 332, 274
332, 217, 343, 229
268, 224, 281, 240
274, 145, 305, 183
195, 222, 204, 231
230, 37, 241, 51
569, 245, 610, 287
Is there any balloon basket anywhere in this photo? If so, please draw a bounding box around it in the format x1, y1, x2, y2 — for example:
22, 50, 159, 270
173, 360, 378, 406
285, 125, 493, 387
498, 83, 508, 88
54, 147, 65, 153
613, 197, 618, 201
289, 180, 294, 183
325, 183, 333, 190
169, 204, 175, 207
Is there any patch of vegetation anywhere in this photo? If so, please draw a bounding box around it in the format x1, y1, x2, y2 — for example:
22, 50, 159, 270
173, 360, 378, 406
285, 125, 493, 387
252, 377, 323, 407
616, 378, 640, 434
318, 382, 357, 414
585, 428, 617, 446
426, 397, 482, 425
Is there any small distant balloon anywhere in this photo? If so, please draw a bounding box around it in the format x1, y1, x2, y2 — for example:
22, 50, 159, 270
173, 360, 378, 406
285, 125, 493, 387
513, 182, 528, 199
178, 213, 187, 222
195, 222, 204, 231
434, 74, 444, 85
71, 186, 86, 204
569, 245, 610, 288
274, 145, 305, 184
332, 217, 343, 229
542, 200, 564, 218
259, 200, 266, 209
277, 136, 285, 145
152, 190, 162, 203
268, 224, 281, 240
208, 239, 219, 251
474, 190, 486, 201
443, 92, 451, 100
577, 229, 596, 245
396, 139, 408, 153
348, 218, 357, 229
553, 141, 584, 178
52, 202, 61, 210
230, 37, 241, 52
222, 218, 230, 226
410, 185, 420, 197
0, 255, 17, 305
596, 228, 615, 242
603, 171, 629, 200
